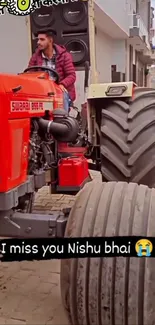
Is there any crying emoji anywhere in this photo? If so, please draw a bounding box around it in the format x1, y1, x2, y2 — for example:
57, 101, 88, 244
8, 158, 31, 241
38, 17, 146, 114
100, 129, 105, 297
135, 239, 153, 257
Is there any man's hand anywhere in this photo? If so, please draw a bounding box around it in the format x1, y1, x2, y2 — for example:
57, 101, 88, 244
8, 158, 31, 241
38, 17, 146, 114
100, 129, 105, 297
59, 84, 67, 92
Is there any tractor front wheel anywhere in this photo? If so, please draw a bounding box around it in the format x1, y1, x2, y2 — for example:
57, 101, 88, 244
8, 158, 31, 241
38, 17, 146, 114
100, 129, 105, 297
60, 181, 155, 325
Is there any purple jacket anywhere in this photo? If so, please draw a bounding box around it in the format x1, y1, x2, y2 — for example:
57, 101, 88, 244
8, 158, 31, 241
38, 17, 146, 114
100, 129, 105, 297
28, 44, 76, 101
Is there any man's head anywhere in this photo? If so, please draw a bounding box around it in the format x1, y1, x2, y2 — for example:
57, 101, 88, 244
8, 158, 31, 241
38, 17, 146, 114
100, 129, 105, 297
36, 29, 55, 51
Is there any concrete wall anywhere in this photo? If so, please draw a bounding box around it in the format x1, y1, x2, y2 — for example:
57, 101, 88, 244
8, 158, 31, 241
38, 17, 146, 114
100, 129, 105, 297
127, 0, 137, 13
95, 29, 127, 83
74, 70, 87, 109
95, 0, 137, 35
0, 13, 30, 74
148, 66, 155, 88
138, 1, 149, 29
95, 29, 113, 82
112, 40, 126, 73
126, 42, 130, 81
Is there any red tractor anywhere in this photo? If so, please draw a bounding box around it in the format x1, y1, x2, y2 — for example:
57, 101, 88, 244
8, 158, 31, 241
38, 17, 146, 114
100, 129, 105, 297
0, 66, 155, 325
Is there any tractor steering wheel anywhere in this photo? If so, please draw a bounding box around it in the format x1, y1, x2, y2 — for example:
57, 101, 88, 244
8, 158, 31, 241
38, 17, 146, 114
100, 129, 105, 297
23, 66, 60, 84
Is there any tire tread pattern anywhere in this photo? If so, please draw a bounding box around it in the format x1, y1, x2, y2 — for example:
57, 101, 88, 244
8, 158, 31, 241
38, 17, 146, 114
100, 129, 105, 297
61, 181, 155, 325
101, 87, 155, 186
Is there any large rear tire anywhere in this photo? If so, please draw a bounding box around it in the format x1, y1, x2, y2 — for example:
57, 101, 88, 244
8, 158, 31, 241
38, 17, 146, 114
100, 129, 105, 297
100, 87, 155, 186
60, 181, 155, 325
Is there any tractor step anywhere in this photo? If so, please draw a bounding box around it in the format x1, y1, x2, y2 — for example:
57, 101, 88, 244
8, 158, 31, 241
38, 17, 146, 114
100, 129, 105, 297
0, 209, 70, 238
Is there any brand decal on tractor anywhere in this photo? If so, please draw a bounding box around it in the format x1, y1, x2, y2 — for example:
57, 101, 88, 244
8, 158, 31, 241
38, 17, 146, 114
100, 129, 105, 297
10, 101, 53, 112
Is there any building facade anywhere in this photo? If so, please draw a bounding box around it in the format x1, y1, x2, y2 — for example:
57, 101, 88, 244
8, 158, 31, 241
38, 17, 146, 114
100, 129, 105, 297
94, 0, 154, 86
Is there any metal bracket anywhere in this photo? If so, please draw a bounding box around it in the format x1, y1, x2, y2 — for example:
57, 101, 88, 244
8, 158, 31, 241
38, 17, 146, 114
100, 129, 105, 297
0, 209, 69, 238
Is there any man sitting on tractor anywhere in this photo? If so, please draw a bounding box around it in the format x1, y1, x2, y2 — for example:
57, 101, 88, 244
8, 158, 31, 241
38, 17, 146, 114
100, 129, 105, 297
28, 28, 76, 112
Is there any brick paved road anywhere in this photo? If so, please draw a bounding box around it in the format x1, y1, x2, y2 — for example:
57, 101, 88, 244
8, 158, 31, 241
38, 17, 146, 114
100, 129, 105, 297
0, 171, 101, 324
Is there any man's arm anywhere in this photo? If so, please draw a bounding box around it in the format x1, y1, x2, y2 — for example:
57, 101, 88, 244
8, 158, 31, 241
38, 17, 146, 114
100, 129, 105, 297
28, 53, 37, 67
60, 52, 76, 89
